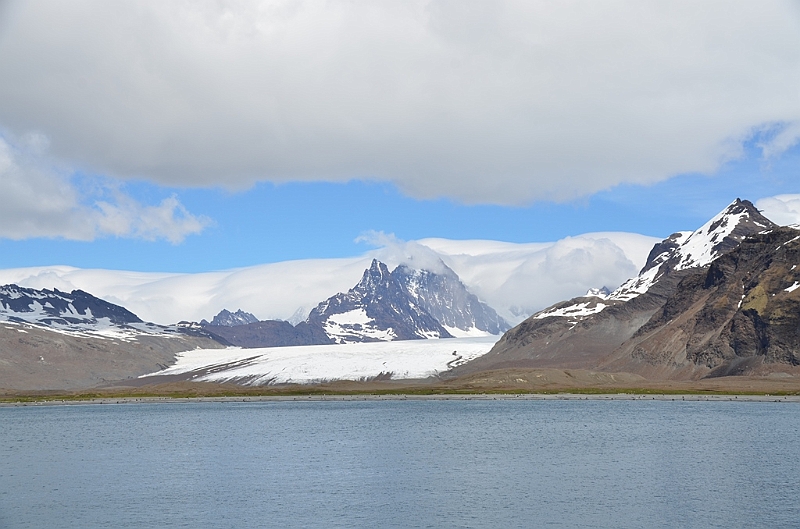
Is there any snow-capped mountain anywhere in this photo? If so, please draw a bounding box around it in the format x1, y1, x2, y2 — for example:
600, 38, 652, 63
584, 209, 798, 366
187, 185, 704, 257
466, 198, 793, 379
307, 259, 452, 343
201, 259, 508, 347
532, 199, 777, 321
392, 263, 509, 336
203, 309, 259, 327
0, 284, 145, 335
0, 283, 227, 344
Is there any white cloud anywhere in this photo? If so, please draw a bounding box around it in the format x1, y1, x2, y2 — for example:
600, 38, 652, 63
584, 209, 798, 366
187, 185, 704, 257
0, 233, 660, 325
755, 194, 800, 226
0, 135, 209, 242
0, 1, 799, 204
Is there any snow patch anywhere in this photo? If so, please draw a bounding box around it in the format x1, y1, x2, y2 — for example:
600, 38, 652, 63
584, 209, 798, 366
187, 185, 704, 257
534, 301, 607, 320
323, 309, 397, 343
443, 325, 493, 338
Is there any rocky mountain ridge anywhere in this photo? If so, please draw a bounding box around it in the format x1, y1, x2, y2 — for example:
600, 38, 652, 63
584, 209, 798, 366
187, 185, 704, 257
202, 309, 259, 327
204, 259, 509, 347
459, 199, 799, 379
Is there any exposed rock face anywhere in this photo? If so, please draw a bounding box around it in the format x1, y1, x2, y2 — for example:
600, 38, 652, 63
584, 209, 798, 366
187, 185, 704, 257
392, 264, 509, 336
603, 227, 800, 377
460, 199, 794, 379
306, 259, 452, 342
205, 309, 259, 327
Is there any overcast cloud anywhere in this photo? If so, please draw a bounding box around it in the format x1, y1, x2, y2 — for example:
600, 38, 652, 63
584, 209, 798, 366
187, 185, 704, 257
0, 135, 209, 242
1, 0, 799, 204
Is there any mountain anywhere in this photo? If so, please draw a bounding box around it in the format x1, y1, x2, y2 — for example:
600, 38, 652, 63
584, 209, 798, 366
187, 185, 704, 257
1, 284, 142, 328
306, 259, 453, 343
203, 309, 259, 327
201, 259, 509, 347
0, 284, 226, 390
459, 199, 797, 379
600, 226, 800, 377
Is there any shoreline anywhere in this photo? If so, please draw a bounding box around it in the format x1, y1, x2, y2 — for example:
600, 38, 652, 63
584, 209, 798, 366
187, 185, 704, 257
3, 392, 800, 407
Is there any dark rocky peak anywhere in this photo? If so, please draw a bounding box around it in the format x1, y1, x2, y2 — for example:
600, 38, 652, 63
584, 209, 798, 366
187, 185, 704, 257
670, 198, 778, 271
640, 232, 691, 274
639, 199, 777, 276
0, 284, 141, 326
352, 259, 393, 298
207, 308, 259, 327
306, 259, 452, 342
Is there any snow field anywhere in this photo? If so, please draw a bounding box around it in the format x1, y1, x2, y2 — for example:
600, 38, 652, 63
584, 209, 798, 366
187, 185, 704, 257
144, 336, 499, 385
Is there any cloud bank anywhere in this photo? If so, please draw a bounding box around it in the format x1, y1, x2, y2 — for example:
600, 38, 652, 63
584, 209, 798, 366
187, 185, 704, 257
756, 195, 800, 227
0, 232, 659, 324
1, 0, 799, 204
0, 135, 209, 242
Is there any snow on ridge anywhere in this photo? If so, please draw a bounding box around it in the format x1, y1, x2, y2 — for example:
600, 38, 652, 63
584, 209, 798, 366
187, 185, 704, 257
529, 202, 766, 321
673, 207, 748, 271
533, 301, 607, 320
143, 336, 498, 385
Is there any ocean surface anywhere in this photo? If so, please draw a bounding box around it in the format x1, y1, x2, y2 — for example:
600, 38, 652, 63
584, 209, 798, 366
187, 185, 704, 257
1, 399, 799, 528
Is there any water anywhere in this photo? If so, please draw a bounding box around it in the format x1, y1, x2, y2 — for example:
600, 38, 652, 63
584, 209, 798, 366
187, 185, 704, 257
1, 400, 799, 528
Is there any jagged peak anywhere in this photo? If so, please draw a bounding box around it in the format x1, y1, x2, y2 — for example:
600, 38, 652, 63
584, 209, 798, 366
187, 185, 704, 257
355, 259, 392, 291
208, 308, 259, 326
672, 198, 777, 271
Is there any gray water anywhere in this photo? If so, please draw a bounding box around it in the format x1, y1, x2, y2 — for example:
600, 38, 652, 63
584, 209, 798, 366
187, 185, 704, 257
1, 400, 798, 528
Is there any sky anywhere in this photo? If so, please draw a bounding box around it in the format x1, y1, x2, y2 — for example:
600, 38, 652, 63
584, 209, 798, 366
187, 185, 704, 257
1, 0, 800, 274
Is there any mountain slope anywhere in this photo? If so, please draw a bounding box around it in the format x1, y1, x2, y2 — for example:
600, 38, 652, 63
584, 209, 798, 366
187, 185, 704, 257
600, 226, 800, 378
459, 199, 791, 379
1, 284, 142, 327
392, 264, 509, 336
0, 284, 226, 390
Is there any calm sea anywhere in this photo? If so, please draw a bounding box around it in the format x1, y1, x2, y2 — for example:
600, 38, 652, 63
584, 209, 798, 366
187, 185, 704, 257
1, 400, 798, 528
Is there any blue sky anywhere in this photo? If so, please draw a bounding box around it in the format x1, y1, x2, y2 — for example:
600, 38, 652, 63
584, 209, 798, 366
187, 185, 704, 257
1, 1, 799, 273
